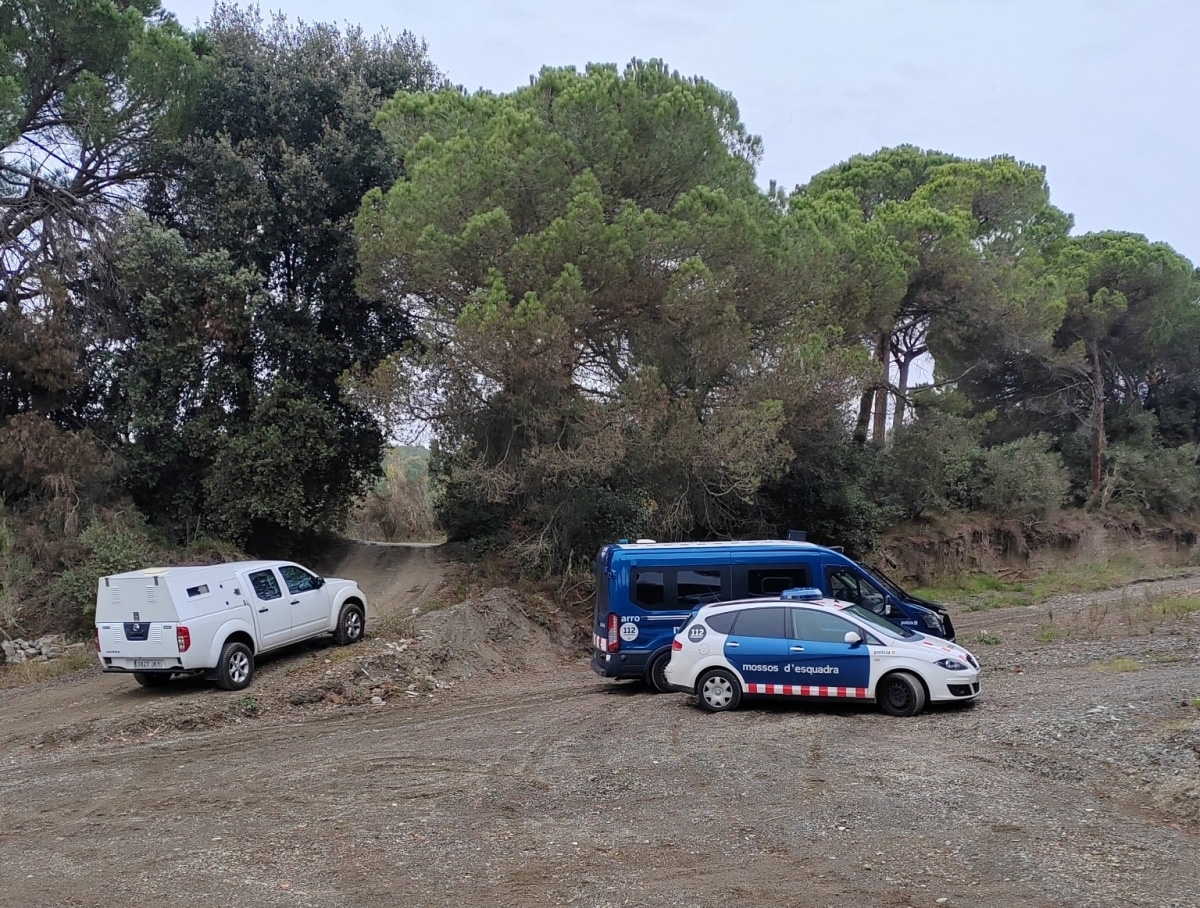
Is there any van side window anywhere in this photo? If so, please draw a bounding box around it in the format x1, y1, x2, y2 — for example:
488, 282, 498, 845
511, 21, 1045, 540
730, 606, 786, 639
705, 612, 737, 634
249, 569, 282, 601
632, 571, 665, 608
678, 570, 722, 608
747, 567, 811, 597
279, 565, 320, 594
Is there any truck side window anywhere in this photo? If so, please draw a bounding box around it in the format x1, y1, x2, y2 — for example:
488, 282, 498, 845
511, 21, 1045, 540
632, 570, 665, 609
249, 569, 282, 601
747, 567, 811, 597
280, 565, 320, 594
729, 606, 786, 639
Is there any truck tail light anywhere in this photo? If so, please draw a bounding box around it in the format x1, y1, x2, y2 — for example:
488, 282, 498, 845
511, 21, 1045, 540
177, 626, 191, 652
606, 613, 620, 653
672, 639, 683, 651
93, 626, 100, 652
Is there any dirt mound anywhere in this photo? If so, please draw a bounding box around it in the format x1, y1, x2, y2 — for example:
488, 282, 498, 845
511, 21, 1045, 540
415, 588, 568, 680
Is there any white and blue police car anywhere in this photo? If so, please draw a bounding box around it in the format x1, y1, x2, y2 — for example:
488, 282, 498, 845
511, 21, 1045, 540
663, 588, 981, 716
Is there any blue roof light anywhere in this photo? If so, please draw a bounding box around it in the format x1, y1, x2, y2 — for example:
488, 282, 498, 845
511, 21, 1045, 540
780, 587, 824, 601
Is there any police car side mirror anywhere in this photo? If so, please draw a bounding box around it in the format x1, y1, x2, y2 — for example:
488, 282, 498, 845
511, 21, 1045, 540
844, 631, 862, 646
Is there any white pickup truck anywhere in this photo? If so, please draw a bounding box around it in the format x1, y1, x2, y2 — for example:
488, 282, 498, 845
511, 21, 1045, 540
95, 560, 369, 691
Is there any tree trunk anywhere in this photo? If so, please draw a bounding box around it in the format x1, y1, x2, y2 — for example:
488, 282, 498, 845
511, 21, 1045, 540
1090, 341, 1106, 493
894, 354, 913, 429
871, 331, 889, 444
853, 390, 873, 444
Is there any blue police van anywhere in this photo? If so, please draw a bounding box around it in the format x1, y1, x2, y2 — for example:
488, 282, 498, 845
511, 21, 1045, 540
590, 537, 955, 692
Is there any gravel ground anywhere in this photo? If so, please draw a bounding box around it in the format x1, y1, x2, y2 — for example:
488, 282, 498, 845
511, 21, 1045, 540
1, 567, 1198, 907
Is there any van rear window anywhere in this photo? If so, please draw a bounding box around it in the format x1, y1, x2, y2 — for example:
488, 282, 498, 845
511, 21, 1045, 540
632, 570, 665, 608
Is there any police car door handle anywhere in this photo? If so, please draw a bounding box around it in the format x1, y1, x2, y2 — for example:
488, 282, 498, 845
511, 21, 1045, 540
789, 645, 805, 652
290, 599, 300, 605
727, 641, 740, 648
258, 607, 269, 613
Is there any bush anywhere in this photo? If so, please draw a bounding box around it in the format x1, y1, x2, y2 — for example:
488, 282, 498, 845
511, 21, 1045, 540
972, 435, 1070, 520
350, 448, 437, 542
1103, 443, 1200, 516
51, 513, 169, 625
874, 413, 982, 519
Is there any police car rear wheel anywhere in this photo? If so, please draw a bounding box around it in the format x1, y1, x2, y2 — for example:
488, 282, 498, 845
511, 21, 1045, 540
878, 671, 926, 717
647, 652, 672, 693
697, 669, 741, 712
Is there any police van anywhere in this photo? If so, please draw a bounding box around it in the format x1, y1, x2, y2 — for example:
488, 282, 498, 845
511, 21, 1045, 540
590, 537, 954, 692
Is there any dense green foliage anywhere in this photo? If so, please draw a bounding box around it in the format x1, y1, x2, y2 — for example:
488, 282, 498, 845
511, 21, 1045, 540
1, 2, 1198, 633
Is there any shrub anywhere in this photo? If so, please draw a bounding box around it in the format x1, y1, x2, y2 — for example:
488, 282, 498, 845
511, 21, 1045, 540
51, 513, 169, 625
972, 434, 1070, 520
874, 412, 982, 519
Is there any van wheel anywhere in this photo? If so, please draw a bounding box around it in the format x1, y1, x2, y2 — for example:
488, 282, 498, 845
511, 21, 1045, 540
133, 672, 171, 688
215, 641, 254, 691
334, 603, 365, 645
697, 669, 742, 712
878, 671, 926, 717
647, 652, 672, 693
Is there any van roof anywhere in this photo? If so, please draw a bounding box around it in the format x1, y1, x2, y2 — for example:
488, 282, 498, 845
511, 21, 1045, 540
607, 540, 823, 554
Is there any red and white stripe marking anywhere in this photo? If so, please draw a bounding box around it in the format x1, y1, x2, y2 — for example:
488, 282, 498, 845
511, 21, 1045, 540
746, 683, 869, 698
593, 633, 607, 651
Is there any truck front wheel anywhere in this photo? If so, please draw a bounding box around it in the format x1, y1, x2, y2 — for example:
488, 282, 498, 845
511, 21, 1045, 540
215, 641, 254, 691
334, 603, 365, 645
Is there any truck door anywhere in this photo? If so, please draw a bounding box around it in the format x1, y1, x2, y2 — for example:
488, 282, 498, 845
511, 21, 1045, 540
278, 564, 331, 637
245, 568, 291, 648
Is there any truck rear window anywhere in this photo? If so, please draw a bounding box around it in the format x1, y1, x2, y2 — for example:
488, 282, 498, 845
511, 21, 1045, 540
249, 570, 282, 600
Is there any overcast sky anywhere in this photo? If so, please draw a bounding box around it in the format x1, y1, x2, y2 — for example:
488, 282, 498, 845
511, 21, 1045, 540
164, 0, 1200, 266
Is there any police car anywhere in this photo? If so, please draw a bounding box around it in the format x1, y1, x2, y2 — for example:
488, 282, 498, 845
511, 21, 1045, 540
663, 588, 981, 716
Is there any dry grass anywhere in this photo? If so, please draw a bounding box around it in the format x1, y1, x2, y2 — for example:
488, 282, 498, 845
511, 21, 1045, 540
1094, 657, 1141, 672
0, 647, 95, 689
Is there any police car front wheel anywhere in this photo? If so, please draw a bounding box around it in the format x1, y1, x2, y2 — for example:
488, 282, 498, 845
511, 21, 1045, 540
697, 669, 742, 712
878, 671, 927, 717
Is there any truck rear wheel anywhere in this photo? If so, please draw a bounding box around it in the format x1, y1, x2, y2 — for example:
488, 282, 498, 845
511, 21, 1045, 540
334, 603, 365, 645
215, 641, 254, 691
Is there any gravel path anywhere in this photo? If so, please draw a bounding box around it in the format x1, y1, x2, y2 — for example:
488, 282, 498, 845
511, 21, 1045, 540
1, 572, 1198, 907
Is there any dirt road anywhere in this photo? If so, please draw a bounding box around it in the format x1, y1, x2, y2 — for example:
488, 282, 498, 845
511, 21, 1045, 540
1, 554, 1198, 907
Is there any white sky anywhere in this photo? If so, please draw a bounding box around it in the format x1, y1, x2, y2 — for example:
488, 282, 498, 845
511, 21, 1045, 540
164, 0, 1200, 266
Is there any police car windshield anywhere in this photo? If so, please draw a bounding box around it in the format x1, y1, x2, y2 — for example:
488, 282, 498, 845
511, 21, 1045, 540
842, 604, 916, 639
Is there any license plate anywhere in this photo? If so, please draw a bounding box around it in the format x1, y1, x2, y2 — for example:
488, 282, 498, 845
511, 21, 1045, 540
133, 659, 164, 669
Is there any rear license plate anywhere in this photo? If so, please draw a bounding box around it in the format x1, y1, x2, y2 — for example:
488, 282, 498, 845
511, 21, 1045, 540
133, 659, 164, 669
